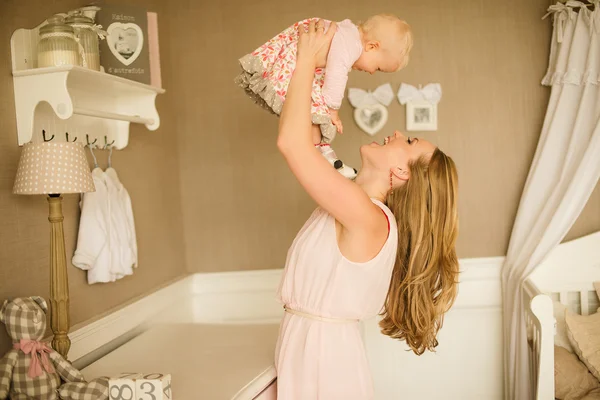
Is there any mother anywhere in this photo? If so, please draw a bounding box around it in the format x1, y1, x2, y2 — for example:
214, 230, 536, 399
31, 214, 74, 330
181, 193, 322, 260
274, 19, 459, 399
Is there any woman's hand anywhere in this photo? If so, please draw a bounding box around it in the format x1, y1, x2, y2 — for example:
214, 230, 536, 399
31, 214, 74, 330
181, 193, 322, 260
297, 19, 337, 69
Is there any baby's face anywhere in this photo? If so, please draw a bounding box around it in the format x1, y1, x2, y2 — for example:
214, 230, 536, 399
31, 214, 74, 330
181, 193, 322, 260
354, 20, 412, 74
352, 48, 402, 75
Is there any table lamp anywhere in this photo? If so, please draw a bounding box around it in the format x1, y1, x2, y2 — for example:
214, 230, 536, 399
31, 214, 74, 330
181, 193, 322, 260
13, 142, 95, 358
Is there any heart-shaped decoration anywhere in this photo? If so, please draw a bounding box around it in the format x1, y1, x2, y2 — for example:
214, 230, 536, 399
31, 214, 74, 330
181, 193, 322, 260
106, 23, 144, 66
353, 104, 388, 136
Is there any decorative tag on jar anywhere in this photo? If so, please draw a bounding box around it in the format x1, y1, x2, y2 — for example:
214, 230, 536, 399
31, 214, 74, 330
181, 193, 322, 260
95, 5, 151, 84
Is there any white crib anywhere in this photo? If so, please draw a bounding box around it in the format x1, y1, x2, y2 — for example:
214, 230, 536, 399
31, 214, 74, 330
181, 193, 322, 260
523, 231, 600, 400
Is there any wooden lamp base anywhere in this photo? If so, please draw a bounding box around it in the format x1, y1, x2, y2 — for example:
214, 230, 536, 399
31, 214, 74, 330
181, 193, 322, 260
48, 194, 71, 358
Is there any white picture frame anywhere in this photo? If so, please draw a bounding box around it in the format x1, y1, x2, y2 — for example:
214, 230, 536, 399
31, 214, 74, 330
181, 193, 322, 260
406, 100, 437, 131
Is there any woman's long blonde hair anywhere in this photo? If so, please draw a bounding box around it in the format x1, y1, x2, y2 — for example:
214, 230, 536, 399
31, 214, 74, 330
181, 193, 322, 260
380, 148, 459, 355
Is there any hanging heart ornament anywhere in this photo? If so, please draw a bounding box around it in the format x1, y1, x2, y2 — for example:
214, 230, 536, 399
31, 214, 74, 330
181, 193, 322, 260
347, 84, 393, 136
353, 104, 388, 136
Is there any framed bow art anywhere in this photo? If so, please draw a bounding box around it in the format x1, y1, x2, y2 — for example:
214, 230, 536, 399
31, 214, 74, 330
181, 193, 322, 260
347, 83, 395, 136
397, 83, 442, 131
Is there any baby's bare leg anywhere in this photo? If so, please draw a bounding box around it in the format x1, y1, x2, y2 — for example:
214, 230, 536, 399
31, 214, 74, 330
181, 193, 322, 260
312, 125, 322, 145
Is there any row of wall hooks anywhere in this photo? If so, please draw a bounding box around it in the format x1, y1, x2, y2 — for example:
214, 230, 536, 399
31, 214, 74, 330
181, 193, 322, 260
41, 130, 115, 148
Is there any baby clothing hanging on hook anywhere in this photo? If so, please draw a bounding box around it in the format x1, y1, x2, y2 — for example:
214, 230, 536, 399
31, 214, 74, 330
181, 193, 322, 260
72, 145, 138, 284
72, 147, 114, 284
105, 164, 138, 278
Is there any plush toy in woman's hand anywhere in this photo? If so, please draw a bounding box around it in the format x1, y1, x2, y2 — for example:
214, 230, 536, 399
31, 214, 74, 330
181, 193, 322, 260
0, 297, 109, 400
236, 14, 413, 180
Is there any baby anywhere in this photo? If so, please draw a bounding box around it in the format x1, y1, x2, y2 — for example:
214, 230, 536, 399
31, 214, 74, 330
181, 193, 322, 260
236, 14, 413, 179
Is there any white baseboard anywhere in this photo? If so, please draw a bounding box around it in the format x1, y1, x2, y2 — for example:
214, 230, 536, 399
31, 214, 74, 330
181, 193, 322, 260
455, 257, 503, 310
187, 257, 504, 318
67, 257, 504, 365
69, 276, 193, 363
189, 269, 284, 324
191, 269, 282, 294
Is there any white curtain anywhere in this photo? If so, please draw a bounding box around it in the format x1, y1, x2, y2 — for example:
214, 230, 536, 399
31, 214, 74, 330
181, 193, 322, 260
502, 1, 600, 399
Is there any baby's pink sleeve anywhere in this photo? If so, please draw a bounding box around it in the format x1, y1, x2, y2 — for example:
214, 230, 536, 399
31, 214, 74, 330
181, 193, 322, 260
323, 21, 362, 109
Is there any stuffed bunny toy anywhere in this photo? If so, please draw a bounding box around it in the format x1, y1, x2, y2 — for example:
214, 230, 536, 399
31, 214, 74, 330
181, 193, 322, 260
0, 297, 110, 400
58, 377, 108, 400
0, 297, 86, 399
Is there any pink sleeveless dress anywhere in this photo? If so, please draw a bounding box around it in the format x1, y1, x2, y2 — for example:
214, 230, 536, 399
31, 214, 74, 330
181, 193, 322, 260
275, 199, 398, 399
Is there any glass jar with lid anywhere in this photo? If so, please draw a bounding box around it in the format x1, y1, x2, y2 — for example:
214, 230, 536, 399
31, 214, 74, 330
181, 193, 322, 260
37, 15, 81, 68
65, 13, 101, 70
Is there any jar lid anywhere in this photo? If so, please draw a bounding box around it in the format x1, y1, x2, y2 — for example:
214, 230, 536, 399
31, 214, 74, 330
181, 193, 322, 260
65, 14, 94, 25
39, 15, 75, 34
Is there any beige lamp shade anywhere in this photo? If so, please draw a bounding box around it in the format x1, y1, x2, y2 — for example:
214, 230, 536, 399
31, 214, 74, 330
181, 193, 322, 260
13, 142, 95, 195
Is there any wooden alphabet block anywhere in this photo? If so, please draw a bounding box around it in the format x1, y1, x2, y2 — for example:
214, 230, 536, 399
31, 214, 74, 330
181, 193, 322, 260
108, 373, 139, 400
136, 373, 172, 400
108, 373, 172, 400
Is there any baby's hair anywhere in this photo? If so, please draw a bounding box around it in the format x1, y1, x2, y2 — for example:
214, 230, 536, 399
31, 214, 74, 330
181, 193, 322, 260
360, 14, 413, 71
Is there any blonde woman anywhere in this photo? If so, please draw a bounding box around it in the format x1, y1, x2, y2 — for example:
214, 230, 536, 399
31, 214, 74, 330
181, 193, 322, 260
275, 20, 460, 399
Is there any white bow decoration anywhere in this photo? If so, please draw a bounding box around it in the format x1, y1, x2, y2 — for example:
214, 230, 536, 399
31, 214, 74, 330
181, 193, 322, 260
348, 83, 395, 108
397, 83, 442, 105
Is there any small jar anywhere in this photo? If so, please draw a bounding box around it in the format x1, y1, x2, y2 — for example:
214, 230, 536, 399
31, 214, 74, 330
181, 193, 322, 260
65, 14, 100, 70
37, 16, 81, 68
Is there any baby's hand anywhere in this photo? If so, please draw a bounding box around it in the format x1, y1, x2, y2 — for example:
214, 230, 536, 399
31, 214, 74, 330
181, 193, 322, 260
329, 108, 343, 134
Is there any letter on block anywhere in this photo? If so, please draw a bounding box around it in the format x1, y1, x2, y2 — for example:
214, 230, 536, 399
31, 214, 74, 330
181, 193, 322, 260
109, 373, 139, 400
137, 373, 172, 400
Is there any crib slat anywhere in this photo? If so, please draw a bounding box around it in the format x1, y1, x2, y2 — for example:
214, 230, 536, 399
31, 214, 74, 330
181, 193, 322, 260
581, 291, 589, 316
559, 292, 568, 306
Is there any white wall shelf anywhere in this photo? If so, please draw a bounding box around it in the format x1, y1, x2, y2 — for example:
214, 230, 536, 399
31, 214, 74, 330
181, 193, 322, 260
11, 22, 165, 150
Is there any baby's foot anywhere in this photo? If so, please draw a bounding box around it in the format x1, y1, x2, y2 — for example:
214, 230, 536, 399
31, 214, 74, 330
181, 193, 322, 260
316, 144, 357, 180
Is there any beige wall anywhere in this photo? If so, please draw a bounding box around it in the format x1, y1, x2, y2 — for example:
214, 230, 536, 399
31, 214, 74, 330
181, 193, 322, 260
0, 0, 187, 353
172, 0, 599, 272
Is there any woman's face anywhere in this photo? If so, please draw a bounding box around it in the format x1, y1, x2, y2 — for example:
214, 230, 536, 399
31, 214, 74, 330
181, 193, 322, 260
360, 130, 437, 172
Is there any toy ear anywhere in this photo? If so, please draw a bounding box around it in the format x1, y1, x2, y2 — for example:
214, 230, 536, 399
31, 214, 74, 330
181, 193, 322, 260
0, 300, 8, 324
30, 297, 48, 314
